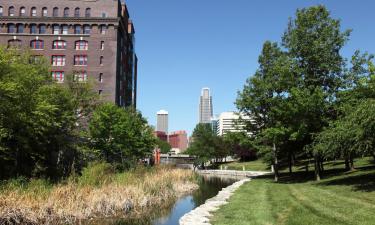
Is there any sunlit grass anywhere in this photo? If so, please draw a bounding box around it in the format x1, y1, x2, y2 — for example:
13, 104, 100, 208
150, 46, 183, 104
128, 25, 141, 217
211, 157, 375, 225
220, 159, 270, 171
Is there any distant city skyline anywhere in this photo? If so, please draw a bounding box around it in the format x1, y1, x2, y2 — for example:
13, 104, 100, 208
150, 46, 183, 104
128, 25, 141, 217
126, 0, 375, 135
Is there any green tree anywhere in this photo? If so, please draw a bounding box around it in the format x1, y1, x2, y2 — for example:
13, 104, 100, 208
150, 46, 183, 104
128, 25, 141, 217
238, 6, 352, 181
89, 103, 156, 169
223, 132, 256, 161
0, 48, 84, 179
156, 139, 172, 154
186, 123, 216, 168
236, 41, 296, 181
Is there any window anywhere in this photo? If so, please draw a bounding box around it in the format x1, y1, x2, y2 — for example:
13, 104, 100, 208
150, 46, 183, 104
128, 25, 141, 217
9, 6, 14, 16
42, 7, 47, 17
74, 8, 80, 17
30, 24, 37, 34
63, 7, 69, 17
74, 55, 88, 66
53, 40, 66, 49
75, 40, 88, 50
99, 56, 103, 65
39, 24, 46, 34
74, 25, 81, 34
52, 55, 66, 66
53, 25, 59, 34
100, 41, 104, 50
8, 24, 15, 33
99, 73, 103, 82
20, 7, 26, 16
30, 55, 43, 64
100, 25, 107, 34
0, 7, 3, 16
8, 39, 21, 48
61, 25, 68, 34
74, 71, 87, 82
17, 24, 24, 33
52, 71, 64, 82
102, 12, 107, 18
31, 7, 37, 17
53, 7, 58, 17
85, 8, 91, 17
30, 40, 44, 49
83, 25, 90, 34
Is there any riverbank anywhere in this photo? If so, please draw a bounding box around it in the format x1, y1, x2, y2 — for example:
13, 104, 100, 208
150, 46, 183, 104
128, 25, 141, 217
0, 164, 198, 225
179, 177, 250, 225
211, 157, 375, 225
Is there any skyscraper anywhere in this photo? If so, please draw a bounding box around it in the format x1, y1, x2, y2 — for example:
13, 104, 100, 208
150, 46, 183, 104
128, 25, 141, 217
199, 88, 213, 123
156, 110, 168, 134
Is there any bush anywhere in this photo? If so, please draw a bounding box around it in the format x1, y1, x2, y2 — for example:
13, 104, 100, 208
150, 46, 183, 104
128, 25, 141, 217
77, 162, 115, 187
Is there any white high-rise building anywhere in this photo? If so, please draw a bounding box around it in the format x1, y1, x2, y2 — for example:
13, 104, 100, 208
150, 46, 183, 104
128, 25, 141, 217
156, 110, 168, 134
199, 88, 213, 124
217, 112, 253, 136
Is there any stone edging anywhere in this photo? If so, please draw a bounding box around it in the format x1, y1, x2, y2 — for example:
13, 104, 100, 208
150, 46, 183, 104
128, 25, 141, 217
179, 178, 251, 225
197, 169, 271, 177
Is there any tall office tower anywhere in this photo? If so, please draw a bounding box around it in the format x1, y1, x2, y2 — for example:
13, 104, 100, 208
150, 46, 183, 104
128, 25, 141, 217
156, 110, 168, 134
199, 87, 213, 123
0, 0, 137, 107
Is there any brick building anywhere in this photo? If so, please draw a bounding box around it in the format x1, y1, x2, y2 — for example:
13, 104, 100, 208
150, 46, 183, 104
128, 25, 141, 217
168, 130, 188, 152
0, 0, 137, 107
153, 131, 168, 142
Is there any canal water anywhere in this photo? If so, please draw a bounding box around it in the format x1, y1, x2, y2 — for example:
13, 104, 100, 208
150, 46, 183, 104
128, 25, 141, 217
93, 175, 238, 225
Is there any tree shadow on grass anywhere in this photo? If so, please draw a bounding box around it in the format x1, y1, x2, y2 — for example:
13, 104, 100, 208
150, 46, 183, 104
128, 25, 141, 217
253, 164, 375, 191
317, 167, 375, 192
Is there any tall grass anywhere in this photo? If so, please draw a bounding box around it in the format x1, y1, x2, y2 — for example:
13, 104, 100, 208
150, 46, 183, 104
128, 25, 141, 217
0, 163, 198, 224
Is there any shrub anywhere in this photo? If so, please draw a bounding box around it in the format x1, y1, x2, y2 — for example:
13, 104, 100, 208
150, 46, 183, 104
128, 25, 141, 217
77, 162, 115, 187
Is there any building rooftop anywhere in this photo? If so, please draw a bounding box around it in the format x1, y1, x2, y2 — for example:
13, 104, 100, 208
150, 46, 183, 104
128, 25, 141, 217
157, 110, 168, 115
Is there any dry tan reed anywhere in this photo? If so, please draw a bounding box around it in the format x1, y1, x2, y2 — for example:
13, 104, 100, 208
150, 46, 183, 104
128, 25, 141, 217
0, 166, 198, 225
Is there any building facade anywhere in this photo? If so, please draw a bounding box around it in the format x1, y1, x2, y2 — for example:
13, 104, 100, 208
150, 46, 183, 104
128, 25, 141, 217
199, 87, 213, 123
0, 0, 137, 107
168, 130, 188, 152
153, 131, 168, 142
156, 110, 168, 134
217, 112, 253, 136
210, 115, 219, 135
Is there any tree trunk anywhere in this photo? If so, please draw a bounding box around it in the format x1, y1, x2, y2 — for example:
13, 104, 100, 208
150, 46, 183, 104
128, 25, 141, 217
320, 159, 324, 172
314, 155, 321, 181
350, 153, 355, 171
288, 153, 293, 174
345, 156, 350, 171
305, 160, 309, 172
273, 143, 279, 182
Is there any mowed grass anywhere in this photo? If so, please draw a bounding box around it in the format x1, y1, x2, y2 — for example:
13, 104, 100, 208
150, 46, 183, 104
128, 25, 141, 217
220, 159, 270, 171
211, 157, 375, 225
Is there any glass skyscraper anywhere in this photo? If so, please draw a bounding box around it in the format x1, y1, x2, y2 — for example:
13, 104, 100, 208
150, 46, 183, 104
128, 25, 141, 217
199, 88, 213, 124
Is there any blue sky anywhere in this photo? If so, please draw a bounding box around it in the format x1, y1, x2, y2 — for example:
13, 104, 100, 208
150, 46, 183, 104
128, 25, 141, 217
125, 0, 375, 135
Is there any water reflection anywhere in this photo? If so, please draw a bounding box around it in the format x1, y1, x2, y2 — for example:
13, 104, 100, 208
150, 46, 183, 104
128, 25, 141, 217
90, 174, 238, 225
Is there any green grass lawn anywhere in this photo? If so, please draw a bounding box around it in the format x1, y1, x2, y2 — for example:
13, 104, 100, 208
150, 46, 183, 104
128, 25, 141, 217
219, 159, 270, 171
211, 157, 375, 225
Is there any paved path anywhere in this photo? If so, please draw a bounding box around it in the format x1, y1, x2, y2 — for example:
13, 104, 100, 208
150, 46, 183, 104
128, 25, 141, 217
179, 170, 270, 225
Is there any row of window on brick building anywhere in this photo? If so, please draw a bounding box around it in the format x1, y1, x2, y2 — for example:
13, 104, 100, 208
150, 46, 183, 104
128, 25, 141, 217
51, 70, 104, 87
19, 39, 105, 51
0, 6, 100, 18
3, 24, 107, 35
